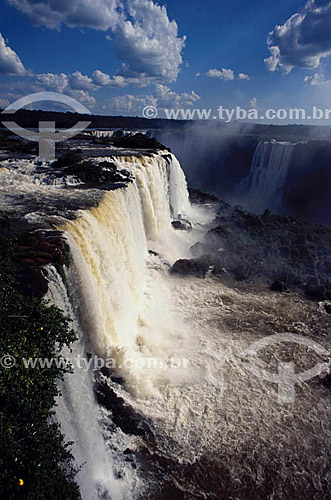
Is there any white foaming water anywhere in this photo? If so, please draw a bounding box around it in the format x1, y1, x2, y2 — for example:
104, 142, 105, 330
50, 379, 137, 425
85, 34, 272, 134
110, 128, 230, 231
61, 153, 207, 397
0, 151, 207, 499
2, 149, 330, 499
47, 152, 211, 499
239, 140, 295, 213
46, 266, 140, 500
46, 266, 137, 500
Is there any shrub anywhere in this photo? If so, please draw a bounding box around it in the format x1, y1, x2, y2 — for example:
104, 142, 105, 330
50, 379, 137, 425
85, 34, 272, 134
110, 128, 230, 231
0, 227, 80, 500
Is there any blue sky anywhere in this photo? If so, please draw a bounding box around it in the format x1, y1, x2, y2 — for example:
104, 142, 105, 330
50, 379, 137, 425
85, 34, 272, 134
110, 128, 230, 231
1, 0, 331, 122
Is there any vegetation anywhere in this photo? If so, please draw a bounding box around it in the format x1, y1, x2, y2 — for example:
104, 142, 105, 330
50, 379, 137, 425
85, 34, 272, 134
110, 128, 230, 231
111, 132, 169, 150
0, 130, 36, 154
2, 108, 331, 142
0, 220, 80, 500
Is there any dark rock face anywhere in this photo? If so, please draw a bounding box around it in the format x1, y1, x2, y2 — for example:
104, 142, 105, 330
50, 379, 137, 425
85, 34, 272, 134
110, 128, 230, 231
14, 231, 70, 297
270, 281, 288, 293
190, 200, 331, 300
320, 373, 331, 389
95, 376, 152, 438
172, 258, 210, 278
188, 188, 220, 205
52, 150, 134, 184
324, 303, 331, 315
283, 142, 331, 226
171, 219, 192, 231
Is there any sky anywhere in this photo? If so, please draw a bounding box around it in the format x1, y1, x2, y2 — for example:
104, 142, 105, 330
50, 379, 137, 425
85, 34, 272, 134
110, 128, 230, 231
0, 0, 331, 123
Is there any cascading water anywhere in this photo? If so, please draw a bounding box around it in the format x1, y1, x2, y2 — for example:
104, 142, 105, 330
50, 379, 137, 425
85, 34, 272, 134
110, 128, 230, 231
2, 148, 329, 500
46, 266, 136, 500
45, 152, 205, 499
59, 154, 197, 392
238, 140, 295, 214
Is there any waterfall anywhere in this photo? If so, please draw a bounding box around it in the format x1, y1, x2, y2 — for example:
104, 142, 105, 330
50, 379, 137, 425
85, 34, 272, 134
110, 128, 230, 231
44, 152, 196, 499
46, 266, 133, 500
60, 154, 192, 390
238, 140, 295, 214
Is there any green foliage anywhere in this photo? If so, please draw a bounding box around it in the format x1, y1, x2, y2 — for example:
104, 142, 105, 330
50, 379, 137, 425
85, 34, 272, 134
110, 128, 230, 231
0, 230, 80, 499
111, 132, 168, 150
0, 130, 36, 154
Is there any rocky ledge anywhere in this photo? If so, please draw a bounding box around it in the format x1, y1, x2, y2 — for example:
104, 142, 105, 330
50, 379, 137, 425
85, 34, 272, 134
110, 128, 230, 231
172, 195, 331, 302
13, 229, 70, 297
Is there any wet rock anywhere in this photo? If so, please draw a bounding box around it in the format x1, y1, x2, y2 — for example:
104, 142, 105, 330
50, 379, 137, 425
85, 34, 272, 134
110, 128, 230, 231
171, 219, 192, 231
188, 188, 220, 205
324, 303, 331, 315
12, 230, 70, 297
270, 281, 288, 293
233, 265, 252, 282
320, 373, 331, 389
95, 378, 152, 438
305, 277, 327, 301
17, 268, 48, 298
172, 258, 210, 278
196, 197, 331, 299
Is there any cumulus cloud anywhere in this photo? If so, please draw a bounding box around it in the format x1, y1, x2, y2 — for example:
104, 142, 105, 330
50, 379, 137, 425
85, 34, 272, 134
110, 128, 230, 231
34, 72, 96, 108
113, 0, 185, 83
7, 0, 185, 84
205, 68, 235, 80
0, 32, 26, 75
265, 0, 331, 73
155, 84, 200, 107
92, 70, 125, 87
68, 71, 98, 91
65, 89, 96, 108
202, 68, 251, 81
104, 85, 200, 115
7, 0, 122, 31
104, 93, 157, 114
36, 72, 69, 92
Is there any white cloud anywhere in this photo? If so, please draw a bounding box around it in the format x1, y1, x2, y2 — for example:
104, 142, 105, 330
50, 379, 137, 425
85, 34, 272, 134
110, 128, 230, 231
0, 32, 26, 75
303, 72, 331, 86
155, 84, 200, 107
265, 0, 331, 73
104, 85, 200, 115
238, 72, 251, 80
7, 0, 122, 31
68, 71, 98, 91
7, 0, 186, 85
203, 68, 250, 81
65, 89, 96, 108
205, 68, 235, 80
104, 93, 157, 114
34, 72, 96, 108
36, 73, 69, 92
114, 0, 185, 83
92, 70, 128, 87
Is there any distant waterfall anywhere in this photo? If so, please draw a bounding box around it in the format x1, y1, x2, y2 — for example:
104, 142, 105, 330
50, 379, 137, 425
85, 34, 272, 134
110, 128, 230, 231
239, 141, 295, 214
